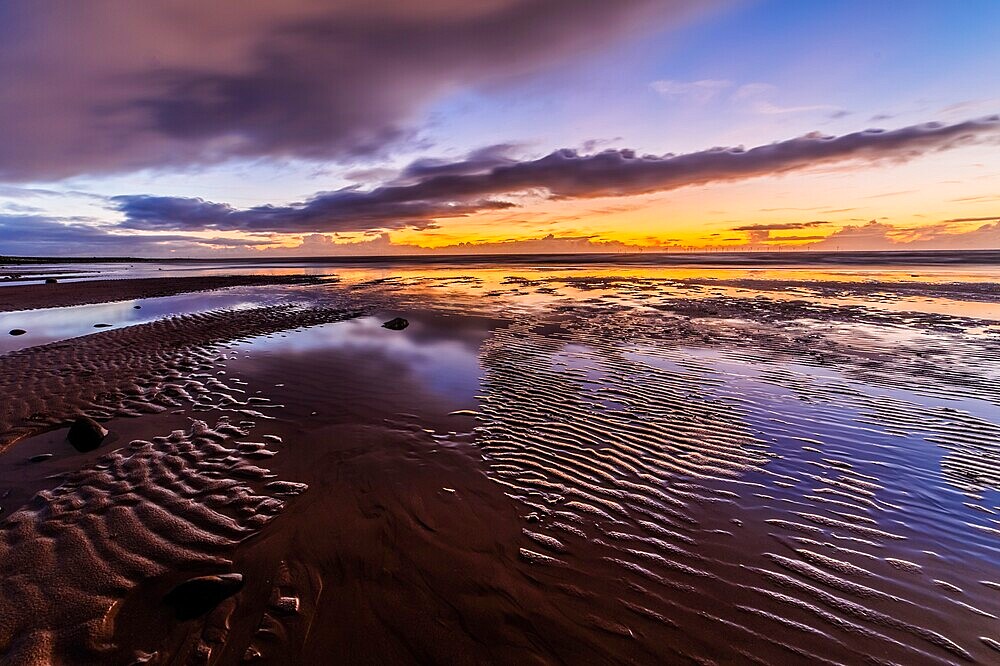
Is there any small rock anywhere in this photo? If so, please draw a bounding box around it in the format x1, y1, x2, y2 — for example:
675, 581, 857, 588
67, 416, 108, 452
29, 453, 53, 463
127, 650, 157, 665
8, 329, 26, 336
93, 323, 112, 328
163, 573, 244, 620
45, 277, 58, 284
382, 317, 409, 330
270, 595, 300, 615
133, 305, 142, 309
265, 480, 308, 497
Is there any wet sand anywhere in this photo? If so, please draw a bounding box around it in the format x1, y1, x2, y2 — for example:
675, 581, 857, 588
0, 274, 327, 313
1, 262, 999, 664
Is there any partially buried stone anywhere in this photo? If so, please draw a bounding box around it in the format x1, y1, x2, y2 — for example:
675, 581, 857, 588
163, 573, 244, 620
28, 453, 53, 463
8, 329, 25, 336
93, 323, 112, 328
45, 277, 58, 284
67, 416, 108, 452
382, 317, 409, 330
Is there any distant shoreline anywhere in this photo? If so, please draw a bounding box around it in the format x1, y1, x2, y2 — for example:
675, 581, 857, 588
2, 249, 999, 267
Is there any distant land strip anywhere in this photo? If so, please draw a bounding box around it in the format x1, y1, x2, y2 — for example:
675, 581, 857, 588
2, 249, 1000, 267
0, 274, 327, 313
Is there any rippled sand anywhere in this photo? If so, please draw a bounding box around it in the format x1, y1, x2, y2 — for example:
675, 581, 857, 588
0, 262, 998, 664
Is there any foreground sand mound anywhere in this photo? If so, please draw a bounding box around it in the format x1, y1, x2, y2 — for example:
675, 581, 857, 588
0, 418, 303, 664
0, 304, 361, 449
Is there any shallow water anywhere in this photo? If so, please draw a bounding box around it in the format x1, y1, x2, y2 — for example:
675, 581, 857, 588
0, 288, 279, 354
0, 260, 999, 663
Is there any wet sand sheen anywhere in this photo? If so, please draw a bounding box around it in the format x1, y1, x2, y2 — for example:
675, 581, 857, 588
0, 274, 328, 313
0, 266, 999, 664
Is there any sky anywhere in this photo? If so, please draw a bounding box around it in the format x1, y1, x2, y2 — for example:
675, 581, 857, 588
1, 0, 999, 257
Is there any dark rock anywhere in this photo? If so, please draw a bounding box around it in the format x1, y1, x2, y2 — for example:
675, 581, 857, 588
45, 277, 58, 284
382, 317, 409, 331
133, 305, 142, 309
67, 416, 108, 452
93, 323, 112, 328
269, 595, 300, 615
8, 329, 26, 336
28, 453, 53, 463
163, 573, 244, 620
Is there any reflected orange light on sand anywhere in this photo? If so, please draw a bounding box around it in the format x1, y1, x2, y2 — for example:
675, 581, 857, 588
307, 264, 1000, 322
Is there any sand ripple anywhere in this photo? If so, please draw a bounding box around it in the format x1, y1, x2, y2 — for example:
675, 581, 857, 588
2, 270, 999, 663
450, 274, 1000, 664
0, 418, 302, 664
0, 304, 361, 449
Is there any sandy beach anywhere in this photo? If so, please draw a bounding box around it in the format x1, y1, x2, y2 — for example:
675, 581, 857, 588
0, 275, 328, 313
0, 258, 999, 664
5, 1, 1000, 662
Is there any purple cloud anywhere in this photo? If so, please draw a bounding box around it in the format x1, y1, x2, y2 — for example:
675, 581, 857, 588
0, 0, 705, 181
0, 214, 260, 256
114, 192, 515, 233
806, 219, 1000, 251
114, 117, 1000, 234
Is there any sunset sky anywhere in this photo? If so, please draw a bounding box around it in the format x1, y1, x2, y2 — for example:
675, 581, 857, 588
1, 0, 999, 256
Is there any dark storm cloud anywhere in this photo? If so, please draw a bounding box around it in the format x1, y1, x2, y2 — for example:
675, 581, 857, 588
0, 0, 706, 181
114, 117, 1000, 234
